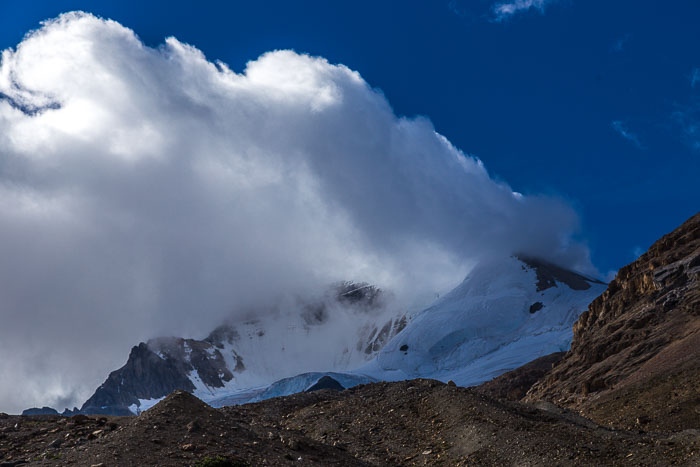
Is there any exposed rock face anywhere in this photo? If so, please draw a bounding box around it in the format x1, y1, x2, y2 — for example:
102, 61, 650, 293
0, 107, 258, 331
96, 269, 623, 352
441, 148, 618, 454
518, 256, 606, 292
358, 315, 407, 355
526, 212, 700, 431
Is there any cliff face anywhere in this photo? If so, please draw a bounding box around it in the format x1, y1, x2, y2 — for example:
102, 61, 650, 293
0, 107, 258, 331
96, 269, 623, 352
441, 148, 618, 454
525, 212, 700, 431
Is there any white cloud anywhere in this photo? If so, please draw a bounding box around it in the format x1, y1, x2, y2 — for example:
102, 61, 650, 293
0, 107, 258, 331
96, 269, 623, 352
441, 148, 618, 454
491, 0, 558, 22
611, 120, 644, 149
0, 12, 592, 413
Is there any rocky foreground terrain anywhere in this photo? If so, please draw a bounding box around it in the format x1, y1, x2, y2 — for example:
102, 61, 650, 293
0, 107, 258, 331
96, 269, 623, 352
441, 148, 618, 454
1, 380, 699, 466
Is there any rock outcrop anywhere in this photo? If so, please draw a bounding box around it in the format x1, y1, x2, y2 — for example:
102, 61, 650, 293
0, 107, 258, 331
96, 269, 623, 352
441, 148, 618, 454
525, 212, 700, 431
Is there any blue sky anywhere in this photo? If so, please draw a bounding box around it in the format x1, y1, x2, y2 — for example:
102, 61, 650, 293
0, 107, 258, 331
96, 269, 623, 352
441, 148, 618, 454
1, 0, 698, 275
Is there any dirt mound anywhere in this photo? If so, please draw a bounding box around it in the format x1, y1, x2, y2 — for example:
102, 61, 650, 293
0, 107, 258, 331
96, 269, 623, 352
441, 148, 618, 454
140, 390, 222, 422
525, 212, 700, 431
475, 352, 565, 401
3, 380, 698, 465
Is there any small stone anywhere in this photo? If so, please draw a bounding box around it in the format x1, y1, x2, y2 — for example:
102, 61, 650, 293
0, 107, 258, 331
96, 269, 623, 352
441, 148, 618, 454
181, 443, 195, 451
92, 429, 104, 437
48, 438, 62, 448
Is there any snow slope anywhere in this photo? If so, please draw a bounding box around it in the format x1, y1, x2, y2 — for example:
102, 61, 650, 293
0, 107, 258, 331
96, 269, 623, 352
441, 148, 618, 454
359, 256, 606, 386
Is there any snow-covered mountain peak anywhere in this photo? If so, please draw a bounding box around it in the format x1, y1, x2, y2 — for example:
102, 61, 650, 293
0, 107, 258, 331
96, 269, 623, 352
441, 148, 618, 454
360, 256, 606, 386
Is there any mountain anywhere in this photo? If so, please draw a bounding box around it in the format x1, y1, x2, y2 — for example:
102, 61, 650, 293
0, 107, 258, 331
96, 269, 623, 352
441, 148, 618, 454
228, 255, 606, 404
359, 255, 606, 386
80, 282, 407, 415
524, 212, 700, 432
73, 255, 604, 415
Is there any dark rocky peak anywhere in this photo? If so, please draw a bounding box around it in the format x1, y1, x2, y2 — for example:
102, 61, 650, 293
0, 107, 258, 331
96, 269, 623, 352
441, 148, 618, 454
300, 281, 388, 325
80, 342, 196, 415
518, 256, 606, 291
79, 333, 244, 415
334, 281, 384, 310
305, 376, 345, 392
205, 324, 240, 348
21, 407, 59, 416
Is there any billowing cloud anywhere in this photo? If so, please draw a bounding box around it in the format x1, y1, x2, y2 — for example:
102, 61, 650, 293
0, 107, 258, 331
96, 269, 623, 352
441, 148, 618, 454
491, 0, 558, 22
0, 12, 591, 413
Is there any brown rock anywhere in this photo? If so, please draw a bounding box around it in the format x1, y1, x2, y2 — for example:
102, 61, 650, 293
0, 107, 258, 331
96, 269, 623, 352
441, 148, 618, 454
525, 212, 700, 432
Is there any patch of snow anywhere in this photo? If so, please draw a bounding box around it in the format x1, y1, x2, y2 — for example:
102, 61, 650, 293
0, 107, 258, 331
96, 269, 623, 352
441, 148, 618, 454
128, 396, 165, 415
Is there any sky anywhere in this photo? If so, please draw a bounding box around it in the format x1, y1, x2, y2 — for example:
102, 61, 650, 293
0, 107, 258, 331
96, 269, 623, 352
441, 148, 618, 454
2, 0, 698, 275
0, 1, 698, 412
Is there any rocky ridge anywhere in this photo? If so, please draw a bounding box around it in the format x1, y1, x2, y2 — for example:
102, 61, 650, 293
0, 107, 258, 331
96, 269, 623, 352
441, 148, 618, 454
525, 212, 700, 431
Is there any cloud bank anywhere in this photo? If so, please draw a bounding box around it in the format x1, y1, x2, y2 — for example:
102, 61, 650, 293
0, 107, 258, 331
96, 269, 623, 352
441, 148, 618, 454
0, 12, 591, 412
